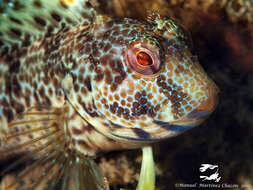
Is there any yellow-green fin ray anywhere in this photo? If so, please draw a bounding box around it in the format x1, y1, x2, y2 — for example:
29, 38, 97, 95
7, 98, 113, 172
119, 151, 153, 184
137, 146, 155, 190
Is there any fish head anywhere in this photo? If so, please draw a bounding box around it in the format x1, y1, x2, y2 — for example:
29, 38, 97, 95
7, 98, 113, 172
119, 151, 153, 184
66, 12, 219, 144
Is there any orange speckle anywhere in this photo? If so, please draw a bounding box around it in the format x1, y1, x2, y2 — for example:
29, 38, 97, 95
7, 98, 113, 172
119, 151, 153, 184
127, 122, 133, 127
183, 82, 189, 88
158, 95, 163, 101
95, 94, 100, 100
121, 100, 126, 106
101, 98, 107, 104
195, 92, 203, 98
148, 93, 153, 99
153, 86, 157, 93
105, 111, 111, 117
120, 90, 127, 98
140, 80, 146, 86
139, 122, 147, 127
188, 71, 193, 77
190, 100, 198, 107
167, 62, 173, 71
127, 88, 134, 94
168, 72, 172, 77
147, 83, 152, 91
129, 119, 136, 124
195, 71, 200, 76
142, 77, 151, 81
178, 78, 184, 84
190, 79, 195, 85
137, 84, 142, 90
177, 86, 183, 91
185, 69, 193, 77
127, 97, 133, 102
171, 56, 178, 64
182, 100, 187, 105
199, 80, 204, 85
114, 94, 120, 101
121, 120, 128, 126
153, 99, 157, 104
132, 74, 141, 80
201, 86, 206, 91
167, 78, 173, 84
128, 80, 135, 89
109, 95, 113, 101
186, 105, 192, 111
97, 103, 102, 109
190, 86, 195, 93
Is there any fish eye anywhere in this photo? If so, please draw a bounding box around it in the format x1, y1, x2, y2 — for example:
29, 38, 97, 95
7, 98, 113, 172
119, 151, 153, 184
127, 42, 162, 76
136, 51, 153, 66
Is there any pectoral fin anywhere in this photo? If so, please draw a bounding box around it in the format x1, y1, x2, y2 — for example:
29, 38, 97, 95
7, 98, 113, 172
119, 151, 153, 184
0, 105, 109, 190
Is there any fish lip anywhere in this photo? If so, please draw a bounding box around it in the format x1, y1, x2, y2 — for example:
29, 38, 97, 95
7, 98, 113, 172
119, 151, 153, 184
155, 92, 219, 128
186, 92, 219, 119
170, 93, 219, 126
153, 120, 195, 132
186, 110, 213, 119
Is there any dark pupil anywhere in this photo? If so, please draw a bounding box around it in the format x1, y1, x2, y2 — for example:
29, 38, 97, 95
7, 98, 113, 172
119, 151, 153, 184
136, 51, 153, 66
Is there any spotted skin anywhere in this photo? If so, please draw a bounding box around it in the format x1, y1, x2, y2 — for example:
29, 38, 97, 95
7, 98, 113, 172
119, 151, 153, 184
61, 14, 218, 143
0, 0, 218, 189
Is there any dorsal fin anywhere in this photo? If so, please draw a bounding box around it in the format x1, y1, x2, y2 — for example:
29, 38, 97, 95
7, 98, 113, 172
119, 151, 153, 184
0, 0, 96, 56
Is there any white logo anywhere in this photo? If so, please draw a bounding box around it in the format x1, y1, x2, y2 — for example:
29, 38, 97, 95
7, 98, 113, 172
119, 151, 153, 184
199, 164, 221, 182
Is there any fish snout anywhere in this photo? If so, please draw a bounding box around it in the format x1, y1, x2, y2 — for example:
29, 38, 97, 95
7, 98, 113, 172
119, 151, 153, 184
169, 87, 219, 127
187, 90, 218, 119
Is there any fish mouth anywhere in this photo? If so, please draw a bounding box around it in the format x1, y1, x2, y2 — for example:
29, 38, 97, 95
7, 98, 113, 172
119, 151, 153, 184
171, 93, 218, 126
155, 92, 218, 131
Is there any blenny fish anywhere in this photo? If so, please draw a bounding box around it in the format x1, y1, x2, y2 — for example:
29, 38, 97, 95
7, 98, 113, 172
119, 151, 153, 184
0, 0, 219, 189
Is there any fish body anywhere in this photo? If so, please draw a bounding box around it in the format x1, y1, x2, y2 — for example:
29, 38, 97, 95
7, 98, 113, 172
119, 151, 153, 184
0, 0, 218, 189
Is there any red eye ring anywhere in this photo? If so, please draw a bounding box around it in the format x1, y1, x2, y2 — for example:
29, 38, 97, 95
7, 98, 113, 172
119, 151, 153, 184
126, 42, 162, 77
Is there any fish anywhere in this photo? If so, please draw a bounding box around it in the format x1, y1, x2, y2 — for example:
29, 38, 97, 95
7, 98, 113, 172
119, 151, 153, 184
0, 0, 219, 189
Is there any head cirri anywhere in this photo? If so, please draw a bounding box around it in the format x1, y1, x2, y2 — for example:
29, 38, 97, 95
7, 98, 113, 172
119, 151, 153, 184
63, 12, 219, 145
